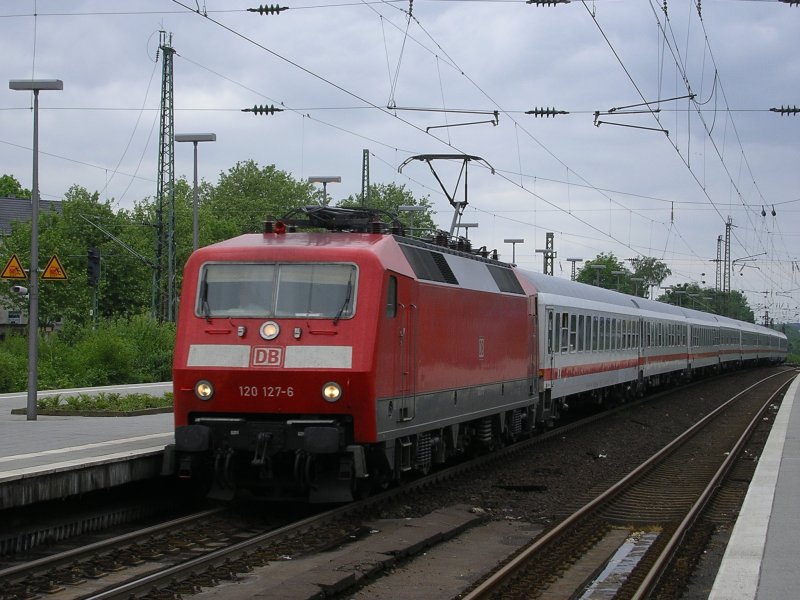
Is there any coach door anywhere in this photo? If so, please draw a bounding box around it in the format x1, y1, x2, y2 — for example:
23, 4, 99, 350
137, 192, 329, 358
545, 307, 556, 389
396, 276, 417, 422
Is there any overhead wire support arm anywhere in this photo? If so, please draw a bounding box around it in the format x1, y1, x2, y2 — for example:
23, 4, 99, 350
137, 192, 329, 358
526, 0, 571, 5
388, 107, 499, 132
426, 112, 499, 133
593, 94, 695, 136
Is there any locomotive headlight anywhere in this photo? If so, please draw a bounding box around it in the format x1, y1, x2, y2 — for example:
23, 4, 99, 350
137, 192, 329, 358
322, 382, 342, 402
194, 380, 215, 401
259, 320, 280, 340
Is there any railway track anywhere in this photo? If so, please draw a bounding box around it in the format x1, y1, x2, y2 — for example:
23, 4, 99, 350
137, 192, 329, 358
460, 369, 796, 600
0, 379, 671, 600
0, 507, 274, 600
2, 369, 792, 600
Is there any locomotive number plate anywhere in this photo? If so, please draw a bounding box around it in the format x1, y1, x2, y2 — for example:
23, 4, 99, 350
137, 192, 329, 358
239, 385, 295, 398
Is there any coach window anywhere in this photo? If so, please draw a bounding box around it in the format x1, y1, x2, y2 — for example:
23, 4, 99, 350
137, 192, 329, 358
605, 317, 611, 351
547, 311, 554, 353
600, 317, 608, 352
554, 312, 561, 353
556, 313, 563, 352
585, 315, 591, 352
610, 318, 617, 351
569, 314, 578, 352
561, 312, 570, 353
592, 316, 599, 351
578, 315, 585, 352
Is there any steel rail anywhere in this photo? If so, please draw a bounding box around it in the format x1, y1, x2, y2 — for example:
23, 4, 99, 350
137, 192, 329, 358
462, 369, 795, 600
0, 508, 225, 581
630, 372, 798, 599
77, 379, 673, 599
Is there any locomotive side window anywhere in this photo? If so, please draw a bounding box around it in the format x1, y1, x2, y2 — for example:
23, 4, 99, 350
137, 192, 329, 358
386, 275, 397, 318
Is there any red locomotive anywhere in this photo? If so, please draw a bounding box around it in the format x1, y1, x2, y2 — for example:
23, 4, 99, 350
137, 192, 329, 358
170, 206, 787, 502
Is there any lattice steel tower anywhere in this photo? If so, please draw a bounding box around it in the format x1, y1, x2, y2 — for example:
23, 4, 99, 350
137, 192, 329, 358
723, 217, 732, 294
154, 31, 176, 322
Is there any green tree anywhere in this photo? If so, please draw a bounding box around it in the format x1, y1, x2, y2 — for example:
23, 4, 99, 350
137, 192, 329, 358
202, 161, 314, 241
338, 182, 435, 235
0, 174, 30, 198
0, 185, 154, 326
576, 253, 629, 290
656, 284, 755, 322
629, 256, 672, 298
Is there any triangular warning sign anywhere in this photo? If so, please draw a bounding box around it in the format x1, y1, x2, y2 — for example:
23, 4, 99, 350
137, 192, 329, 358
42, 255, 68, 280
1, 254, 27, 280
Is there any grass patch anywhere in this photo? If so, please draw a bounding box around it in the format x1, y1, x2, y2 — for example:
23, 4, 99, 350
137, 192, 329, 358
37, 391, 173, 413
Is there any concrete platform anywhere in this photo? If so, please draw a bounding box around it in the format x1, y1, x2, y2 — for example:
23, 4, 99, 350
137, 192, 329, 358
710, 370, 800, 600
0, 383, 173, 509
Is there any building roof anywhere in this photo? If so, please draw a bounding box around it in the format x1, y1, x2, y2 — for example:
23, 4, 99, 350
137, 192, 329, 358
0, 196, 63, 235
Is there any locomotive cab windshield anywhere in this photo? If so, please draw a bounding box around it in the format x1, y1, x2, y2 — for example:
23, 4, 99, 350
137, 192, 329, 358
197, 262, 357, 319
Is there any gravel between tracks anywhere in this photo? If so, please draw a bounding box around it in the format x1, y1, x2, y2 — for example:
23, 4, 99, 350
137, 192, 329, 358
199, 368, 787, 600
357, 368, 786, 599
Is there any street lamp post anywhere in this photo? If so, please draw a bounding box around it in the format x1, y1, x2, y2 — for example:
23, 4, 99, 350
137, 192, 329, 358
9, 78, 63, 421
630, 277, 644, 297
399, 205, 426, 235
535, 248, 557, 275
175, 133, 216, 252
611, 270, 625, 291
504, 238, 524, 265
590, 264, 606, 287
566, 257, 583, 281
458, 223, 479, 240
308, 176, 341, 205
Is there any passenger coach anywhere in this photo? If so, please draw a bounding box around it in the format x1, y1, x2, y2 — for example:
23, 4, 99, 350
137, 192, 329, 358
523, 270, 787, 420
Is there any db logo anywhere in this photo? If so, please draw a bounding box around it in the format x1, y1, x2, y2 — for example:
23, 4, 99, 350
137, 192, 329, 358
252, 346, 283, 367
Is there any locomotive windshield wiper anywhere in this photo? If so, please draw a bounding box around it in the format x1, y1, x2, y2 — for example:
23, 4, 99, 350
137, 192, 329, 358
200, 278, 211, 321
333, 272, 353, 325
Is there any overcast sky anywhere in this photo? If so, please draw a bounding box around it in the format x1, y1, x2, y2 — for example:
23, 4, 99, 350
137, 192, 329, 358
2, 0, 798, 321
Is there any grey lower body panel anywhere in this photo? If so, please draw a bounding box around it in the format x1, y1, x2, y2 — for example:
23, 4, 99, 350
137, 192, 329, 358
375, 379, 533, 441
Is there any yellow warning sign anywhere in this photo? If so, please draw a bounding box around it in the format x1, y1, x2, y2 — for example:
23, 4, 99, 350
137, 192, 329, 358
42, 255, 67, 280
1, 254, 27, 280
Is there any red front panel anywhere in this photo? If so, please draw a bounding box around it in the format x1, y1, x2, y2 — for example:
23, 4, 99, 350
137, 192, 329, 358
172, 233, 395, 444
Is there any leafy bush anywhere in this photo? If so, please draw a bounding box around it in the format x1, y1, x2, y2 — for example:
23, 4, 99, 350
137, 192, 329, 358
37, 392, 173, 412
0, 315, 175, 393
0, 335, 28, 392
